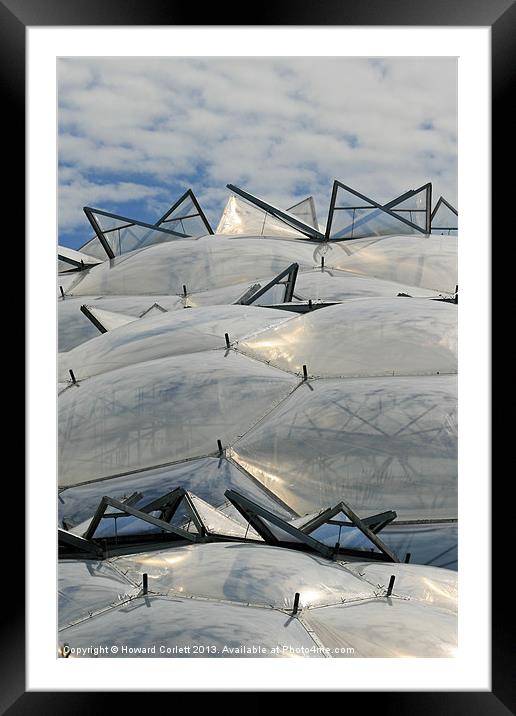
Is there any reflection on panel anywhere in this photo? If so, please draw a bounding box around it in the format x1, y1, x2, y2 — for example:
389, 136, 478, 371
58, 595, 318, 657
113, 542, 376, 610
239, 298, 457, 379
58, 351, 297, 487
59, 560, 139, 628
216, 195, 307, 239
315, 235, 457, 294
232, 375, 457, 520
294, 270, 442, 302
58, 305, 294, 382
378, 522, 458, 570
303, 599, 456, 657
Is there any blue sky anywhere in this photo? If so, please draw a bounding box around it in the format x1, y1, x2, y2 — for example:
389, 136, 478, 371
58, 57, 457, 249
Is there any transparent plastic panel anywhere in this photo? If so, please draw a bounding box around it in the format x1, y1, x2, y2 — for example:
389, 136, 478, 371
216, 196, 306, 239
58, 295, 184, 352
103, 223, 188, 255
58, 594, 318, 657
79, 235, 116, 260
158, 193, 211, 237
304, 598, 457, 657
58, 560, 138, 629
67, 236, 317, 297
294, 270, 442, 302
92, 213, 134, 233
344, 561, 458, 611
113, 542, 376, 610
58, 351, 297, 487
160, 214, 208, 238
388, 186, 429, 230
232, 375, 457, 520
310, 523, 381, 552
318, 235, 457, 294
377, 522, 458, 570
431, 200, 458, 232
329, 207, 418, 240
238, 298, 457, 378
287, 197, 318, 230
58, 305, 294, 382
188, 494, 255, 539
58, 457, 294, 528
247, 283, 286, 306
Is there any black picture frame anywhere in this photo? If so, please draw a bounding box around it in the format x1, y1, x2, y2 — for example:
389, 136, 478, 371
9, 0, 505, 708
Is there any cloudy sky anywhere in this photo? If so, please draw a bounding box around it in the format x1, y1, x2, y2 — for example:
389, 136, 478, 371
58, 57, 457, 248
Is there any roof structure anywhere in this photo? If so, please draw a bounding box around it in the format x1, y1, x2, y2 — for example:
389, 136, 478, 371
57, 180, 458, 657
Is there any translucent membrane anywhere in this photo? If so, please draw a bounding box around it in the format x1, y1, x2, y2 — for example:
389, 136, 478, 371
58, 350, 297, 487
232, 374, 457, 520
238, 298, 457, 378
316, 234, 457, 294
58, 295, 184, 352
58, 304, 293, 381
113, 542, 376, 610
58, 594, 318, 656
67, 236, 317, 297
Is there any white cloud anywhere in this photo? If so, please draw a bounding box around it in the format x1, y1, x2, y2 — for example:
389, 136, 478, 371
58, 57, 457, 241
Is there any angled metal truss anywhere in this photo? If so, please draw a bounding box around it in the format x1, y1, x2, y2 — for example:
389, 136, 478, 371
227, 184, 325, 241
235, 263, 299, 306
156, 188, 213, 235
224, 491, 399, 563
83, 207, 189, 260
59, 487, 399, 563
325, 181, 432, 240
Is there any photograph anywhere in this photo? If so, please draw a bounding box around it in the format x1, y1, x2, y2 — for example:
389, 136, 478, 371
56, 55, 459, 660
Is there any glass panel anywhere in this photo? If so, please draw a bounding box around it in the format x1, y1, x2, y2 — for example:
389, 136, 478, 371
160, 214, 208, 238
247, 283, 286, 306
303, 598, 457, 657
238, 297, 457, 378
113, 542, 375, 610
58, 351, 297, 487
388, 186, 429, 230
92, 213, 135, 233
58, 456, 294, 529
158, 192, 211, 237
310, 523, 380, 553
431, 199, 458, 232
89, 510, 166, 538
58, 560, 139, 629
232, 374, 457, 520
216, 196, 306, 239
287, 197, 318, 230
58, 593, 318, 657
330, 207, 418, 240
188, 494, 258, 539
58, 304, 295, 382
79, 235, 113, 260
66, 236, 317, 297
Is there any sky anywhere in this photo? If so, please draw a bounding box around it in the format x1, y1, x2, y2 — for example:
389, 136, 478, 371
58, 57, 457, 249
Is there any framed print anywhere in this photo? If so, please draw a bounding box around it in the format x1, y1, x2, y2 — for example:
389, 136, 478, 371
9, 0, 508, 708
